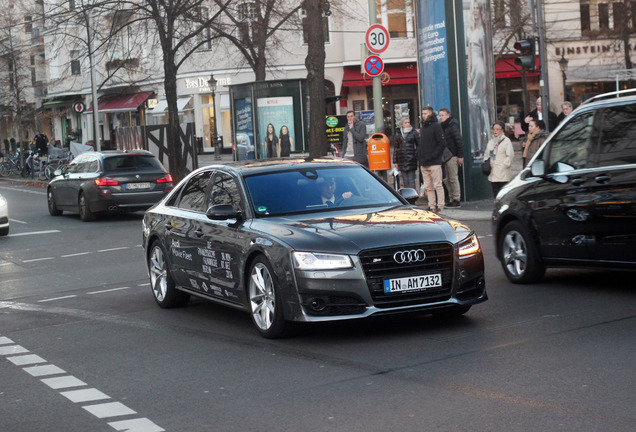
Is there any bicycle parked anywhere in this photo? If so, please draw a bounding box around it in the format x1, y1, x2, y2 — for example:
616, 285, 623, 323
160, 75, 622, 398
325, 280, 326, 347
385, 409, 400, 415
0, 150, 24, 177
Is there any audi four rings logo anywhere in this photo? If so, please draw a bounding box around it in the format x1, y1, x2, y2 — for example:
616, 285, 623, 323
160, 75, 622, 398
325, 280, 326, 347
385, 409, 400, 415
393, 249, 426, 264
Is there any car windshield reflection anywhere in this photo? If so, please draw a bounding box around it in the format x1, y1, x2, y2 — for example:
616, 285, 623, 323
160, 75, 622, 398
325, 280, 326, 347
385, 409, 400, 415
243, 166, 402, 216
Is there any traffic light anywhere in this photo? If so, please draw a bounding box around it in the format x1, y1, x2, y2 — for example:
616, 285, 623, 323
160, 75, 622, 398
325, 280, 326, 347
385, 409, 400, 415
514, 37, 536, 71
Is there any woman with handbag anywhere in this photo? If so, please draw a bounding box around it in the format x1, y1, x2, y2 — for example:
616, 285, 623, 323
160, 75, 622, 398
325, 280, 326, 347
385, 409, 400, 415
392, 118, 420, 191
483, 121, 514, 197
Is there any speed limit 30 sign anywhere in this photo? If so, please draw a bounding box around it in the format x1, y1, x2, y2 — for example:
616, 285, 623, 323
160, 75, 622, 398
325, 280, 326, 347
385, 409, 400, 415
365, 24, 390, 54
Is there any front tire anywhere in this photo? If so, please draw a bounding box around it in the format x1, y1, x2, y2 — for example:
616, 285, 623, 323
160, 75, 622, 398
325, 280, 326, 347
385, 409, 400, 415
499, 221, 545, 284
148, 240, 190, 308
78, 191, 95, 221
248, 256, 289, 338
47, 189, 62, 216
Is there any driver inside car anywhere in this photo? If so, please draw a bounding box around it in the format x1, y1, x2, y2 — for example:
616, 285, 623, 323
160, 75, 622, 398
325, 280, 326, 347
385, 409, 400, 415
316, 177, 352, 207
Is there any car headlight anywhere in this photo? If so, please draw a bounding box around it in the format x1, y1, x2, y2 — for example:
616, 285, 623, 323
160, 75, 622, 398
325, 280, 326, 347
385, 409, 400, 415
458, 233, 480, 257
293, 251, 353, 270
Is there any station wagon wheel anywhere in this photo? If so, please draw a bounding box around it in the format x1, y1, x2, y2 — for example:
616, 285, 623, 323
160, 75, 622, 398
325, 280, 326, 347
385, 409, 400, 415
499, 221, 545, 284
148, 240, 189, 308
78, 191, 96, 221
47, 188, 62, 216
248, 256, 289, 338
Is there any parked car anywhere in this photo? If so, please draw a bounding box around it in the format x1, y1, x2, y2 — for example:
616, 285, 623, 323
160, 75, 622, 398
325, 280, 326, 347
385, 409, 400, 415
47, 150, 173, 221
0, 192, 9, 236
493, 90, 636, 283
142, 158, 486, 338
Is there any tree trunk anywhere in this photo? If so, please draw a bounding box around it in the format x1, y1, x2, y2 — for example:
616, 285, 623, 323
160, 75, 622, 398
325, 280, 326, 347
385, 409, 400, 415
162, 49, 186, 183
304, 0, 327, 157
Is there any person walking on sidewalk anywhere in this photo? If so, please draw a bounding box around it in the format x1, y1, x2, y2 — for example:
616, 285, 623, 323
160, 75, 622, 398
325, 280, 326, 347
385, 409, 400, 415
342, 110, 368, 167
522, 119, 548, 168
392, 118, 419, 190
484, 121, 514, 197
417, 106, 446, 212
439, 108, 464, 207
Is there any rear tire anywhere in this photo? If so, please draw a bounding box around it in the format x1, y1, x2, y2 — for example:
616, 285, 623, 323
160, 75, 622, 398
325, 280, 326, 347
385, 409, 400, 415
47, 188, 62, 216
78, 191, 95, 221
148, 240, 190, 308
498, 221, 545, 284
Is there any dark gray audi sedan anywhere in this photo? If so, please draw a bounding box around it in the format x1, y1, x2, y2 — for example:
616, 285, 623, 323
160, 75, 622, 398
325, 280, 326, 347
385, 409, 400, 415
142, 158, 486, 338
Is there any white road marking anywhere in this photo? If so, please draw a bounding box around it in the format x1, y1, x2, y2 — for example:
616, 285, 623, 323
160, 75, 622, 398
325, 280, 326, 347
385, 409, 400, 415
23, 257, 55, 263
83, 402, 137, 419
7, 354, 46, 365
41, 375, 87, 389
24, 364, 66, 377
7, 229, 61, 237
38, 295, 78, 302
138, 283, 150, 286
61, 252, 92, 258
97, 247, 129, 252
1, 333, 165, 430
0, 186, 45, 195
0, 345, 29, 355
87, 287, 130, 295
108, 418, 165, 432
60, 388, 110, 403
0, 262, 12, 266
9, 218, 27, 224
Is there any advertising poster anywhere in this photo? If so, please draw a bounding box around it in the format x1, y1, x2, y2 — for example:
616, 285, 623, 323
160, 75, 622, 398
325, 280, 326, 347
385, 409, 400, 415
234, 98, 254, 160
463, 0, 495, 160
256, 96, 296, 158
325, 115, 347, 149
416, 1, 451, 113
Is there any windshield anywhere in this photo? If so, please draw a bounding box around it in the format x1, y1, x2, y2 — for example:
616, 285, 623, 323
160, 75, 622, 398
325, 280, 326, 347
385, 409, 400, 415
244, 166, 402, 216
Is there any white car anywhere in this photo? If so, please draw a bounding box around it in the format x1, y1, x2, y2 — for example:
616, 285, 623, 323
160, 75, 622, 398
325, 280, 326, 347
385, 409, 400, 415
0, 192, 8, 236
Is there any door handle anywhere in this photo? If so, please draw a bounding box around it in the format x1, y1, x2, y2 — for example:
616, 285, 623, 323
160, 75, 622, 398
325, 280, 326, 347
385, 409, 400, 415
194, 229, 204, 237
164, 223, 173, 231
595, 174, 611, 184
570, 177, 585, 187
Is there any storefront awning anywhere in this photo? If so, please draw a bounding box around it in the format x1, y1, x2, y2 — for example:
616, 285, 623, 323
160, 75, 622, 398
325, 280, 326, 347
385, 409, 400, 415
85, 91, 154, 113
148, 96, 193, 114
41, 96, 81, 109
342, 63, 418, 87
495, 58, 540, 79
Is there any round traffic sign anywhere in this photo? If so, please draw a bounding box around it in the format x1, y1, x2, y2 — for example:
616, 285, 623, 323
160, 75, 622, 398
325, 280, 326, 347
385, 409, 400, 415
365, 24, 390, 54
364, 55, 384, 77
73, 103, 85, 113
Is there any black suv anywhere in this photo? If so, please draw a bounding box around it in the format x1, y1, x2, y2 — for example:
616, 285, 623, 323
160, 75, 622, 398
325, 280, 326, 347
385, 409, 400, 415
493, 90, 636, 283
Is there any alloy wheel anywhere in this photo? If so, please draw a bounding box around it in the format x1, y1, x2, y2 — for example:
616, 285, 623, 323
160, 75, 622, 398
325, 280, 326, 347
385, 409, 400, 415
249, 262, 276, 331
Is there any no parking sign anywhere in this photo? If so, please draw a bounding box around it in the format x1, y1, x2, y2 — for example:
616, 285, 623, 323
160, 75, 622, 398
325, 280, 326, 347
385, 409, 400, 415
364, 55, 384, 77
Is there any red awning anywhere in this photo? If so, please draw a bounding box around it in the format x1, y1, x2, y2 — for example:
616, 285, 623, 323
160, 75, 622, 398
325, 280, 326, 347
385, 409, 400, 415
85, 91, 154, 113
495, 58, 540, 79
342, 63, 418, 87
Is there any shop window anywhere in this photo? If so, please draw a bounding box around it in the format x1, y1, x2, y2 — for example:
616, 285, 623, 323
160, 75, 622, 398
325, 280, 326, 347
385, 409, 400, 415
376, 0, 415, 38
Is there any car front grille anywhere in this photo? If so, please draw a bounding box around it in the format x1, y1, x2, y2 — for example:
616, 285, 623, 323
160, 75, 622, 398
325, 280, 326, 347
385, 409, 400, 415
359, 243, 454, 308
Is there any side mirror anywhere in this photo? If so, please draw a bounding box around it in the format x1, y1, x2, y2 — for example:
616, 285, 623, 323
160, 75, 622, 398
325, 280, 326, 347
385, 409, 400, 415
206, 204, 243, 221
530, 160, 546, 177
399, 188, 419, 204
53, 168, 63, 177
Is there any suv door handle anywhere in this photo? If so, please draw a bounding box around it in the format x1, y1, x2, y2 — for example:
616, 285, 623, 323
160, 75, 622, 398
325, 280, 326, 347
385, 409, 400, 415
595, 174, 611, 184
571, 177, 585, 186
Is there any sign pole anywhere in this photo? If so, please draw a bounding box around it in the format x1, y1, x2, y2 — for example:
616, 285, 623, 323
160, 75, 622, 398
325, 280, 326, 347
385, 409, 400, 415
367, 0, 383, 136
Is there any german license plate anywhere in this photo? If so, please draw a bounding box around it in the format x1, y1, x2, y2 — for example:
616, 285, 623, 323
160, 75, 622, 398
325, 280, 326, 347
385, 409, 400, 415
384, 273, 442, 293
126, 182, 151, 190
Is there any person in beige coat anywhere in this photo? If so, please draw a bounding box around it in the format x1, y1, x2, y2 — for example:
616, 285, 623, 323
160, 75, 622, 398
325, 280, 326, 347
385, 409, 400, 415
484, 121, 514, 197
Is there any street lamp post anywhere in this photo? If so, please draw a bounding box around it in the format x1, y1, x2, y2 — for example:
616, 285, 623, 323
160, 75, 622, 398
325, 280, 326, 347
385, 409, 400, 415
208, 73, 220, 160
559, 53, 569, 102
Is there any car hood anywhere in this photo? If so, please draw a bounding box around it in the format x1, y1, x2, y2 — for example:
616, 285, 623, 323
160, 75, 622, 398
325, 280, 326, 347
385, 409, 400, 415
249, 205, 471, 254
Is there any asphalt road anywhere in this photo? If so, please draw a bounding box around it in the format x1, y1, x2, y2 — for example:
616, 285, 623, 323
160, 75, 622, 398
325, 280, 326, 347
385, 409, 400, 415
1, 181, 635, 432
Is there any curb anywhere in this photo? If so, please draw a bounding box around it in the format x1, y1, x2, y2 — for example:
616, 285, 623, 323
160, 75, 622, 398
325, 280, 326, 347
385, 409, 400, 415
0, 176, 48, 188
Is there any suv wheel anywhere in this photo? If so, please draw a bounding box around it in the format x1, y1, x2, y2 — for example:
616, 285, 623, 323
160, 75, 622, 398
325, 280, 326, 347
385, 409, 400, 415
499, 221, 545, 284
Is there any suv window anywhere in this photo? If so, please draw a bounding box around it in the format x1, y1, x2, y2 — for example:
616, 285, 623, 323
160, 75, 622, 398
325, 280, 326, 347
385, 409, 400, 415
546, 112, 595, 172
208, 172, 243, 211
597, 104, 636, 167
176, 171, 213, 212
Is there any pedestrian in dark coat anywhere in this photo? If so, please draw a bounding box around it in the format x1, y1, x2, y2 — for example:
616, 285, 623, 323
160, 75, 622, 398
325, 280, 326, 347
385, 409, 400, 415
392, 118, 419, 190
417, 107, 446, 212
342, 110, 368, 167
439, 108, 464, 207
